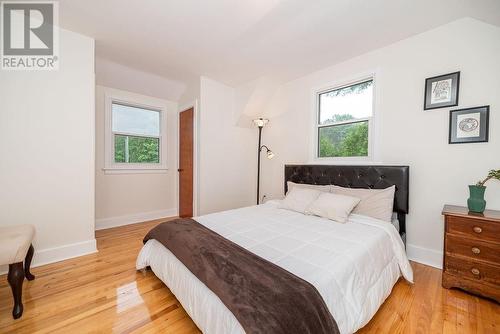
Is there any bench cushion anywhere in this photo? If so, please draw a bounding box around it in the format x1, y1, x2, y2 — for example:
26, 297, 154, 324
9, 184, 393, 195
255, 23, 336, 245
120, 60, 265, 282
0, 225, 35, 265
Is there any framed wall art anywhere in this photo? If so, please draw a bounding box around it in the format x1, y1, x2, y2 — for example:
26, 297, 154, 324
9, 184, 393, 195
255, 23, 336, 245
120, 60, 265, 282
449, 106, 489, 144
424, 71, 460, 110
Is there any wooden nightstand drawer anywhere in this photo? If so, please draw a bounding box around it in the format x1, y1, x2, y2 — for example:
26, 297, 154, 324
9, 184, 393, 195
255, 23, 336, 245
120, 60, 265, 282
446, 235, 500, 264
442, 205, 500, 301
445, 256, 500, 286
446, 216, 499, 242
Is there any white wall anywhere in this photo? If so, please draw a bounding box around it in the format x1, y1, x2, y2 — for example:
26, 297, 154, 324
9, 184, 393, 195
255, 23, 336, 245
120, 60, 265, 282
95, 86, 179, 229
258, 18, 500, 268
96, 58, 186, 102
198, 77, 257, 214
178, 77, 200, 108
0, 28, 96, 269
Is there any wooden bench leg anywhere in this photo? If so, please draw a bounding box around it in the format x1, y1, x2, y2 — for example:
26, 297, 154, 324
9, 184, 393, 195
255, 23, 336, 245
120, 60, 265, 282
8, 262, 24, 319
25, 244, 35, 281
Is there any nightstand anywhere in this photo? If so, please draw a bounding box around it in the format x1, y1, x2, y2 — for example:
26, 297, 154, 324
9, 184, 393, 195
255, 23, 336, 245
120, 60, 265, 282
442, 205, 500, 302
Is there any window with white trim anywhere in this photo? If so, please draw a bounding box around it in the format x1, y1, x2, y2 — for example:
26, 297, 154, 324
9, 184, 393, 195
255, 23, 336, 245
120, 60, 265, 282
316, 78, 373, 158
104, 92, 168, 172
112, 103, 160, 163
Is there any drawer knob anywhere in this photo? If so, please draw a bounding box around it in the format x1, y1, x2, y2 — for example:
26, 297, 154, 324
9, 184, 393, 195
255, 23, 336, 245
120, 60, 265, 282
471, 268, 480, 275
471, 247, 481, 254
473, 226, 482, 233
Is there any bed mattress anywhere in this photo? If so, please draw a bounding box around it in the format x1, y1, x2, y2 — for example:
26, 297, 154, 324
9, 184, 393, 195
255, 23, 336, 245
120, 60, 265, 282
136, 200, 413, 334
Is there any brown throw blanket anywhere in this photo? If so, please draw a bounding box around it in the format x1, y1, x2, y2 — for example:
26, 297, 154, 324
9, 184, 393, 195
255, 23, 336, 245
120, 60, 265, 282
144, 218, 339, 334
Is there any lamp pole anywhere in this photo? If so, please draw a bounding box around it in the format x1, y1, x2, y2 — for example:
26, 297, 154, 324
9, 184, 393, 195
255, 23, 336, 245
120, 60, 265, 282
256, 125, 263, 205
254, 118, 273, 205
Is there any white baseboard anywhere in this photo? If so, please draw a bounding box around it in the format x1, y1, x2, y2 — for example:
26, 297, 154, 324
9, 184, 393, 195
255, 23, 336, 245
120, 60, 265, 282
95, 208, 178, 230
407, 244, 443, 269
0, 239, 97, 275
33, 239, 98, 267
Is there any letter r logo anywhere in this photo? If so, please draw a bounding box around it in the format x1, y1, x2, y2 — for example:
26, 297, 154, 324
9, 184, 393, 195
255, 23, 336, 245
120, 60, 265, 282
2, 2, 54, 56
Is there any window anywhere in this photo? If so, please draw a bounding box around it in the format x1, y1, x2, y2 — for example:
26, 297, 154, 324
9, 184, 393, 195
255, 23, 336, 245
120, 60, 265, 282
316, 79, 373, 158
112, 103, 160, 164
104, 90, 168, 173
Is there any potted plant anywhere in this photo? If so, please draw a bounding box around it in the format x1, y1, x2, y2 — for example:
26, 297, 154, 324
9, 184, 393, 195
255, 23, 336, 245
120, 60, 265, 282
468, 169, 500, 213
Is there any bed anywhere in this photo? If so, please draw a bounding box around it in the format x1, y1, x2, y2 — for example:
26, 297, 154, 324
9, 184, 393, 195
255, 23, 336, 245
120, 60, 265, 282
137, 165, 412, 334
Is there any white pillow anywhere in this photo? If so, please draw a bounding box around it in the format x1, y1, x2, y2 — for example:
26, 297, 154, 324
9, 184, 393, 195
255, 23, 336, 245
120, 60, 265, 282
286, 181, 331, 194
279, 187, 321, 214
306, 192, 361, 223
331, 185, 395, 222
391, 213, 400, 232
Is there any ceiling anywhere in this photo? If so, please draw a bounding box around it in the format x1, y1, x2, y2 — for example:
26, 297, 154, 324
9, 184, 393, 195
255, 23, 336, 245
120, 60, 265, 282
59, 0, 500, 87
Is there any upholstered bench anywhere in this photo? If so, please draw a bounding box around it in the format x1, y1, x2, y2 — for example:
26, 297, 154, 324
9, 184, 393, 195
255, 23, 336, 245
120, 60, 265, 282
0, 225, 36, 319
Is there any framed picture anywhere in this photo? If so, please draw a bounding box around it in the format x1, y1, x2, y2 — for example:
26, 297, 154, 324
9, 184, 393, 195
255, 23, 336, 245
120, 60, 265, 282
449, 106, 489, 144
424, 71, 460, 110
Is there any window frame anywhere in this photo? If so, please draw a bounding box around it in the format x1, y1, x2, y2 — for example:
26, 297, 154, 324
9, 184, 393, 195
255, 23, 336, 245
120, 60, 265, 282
104, 90, 168, 174
312, 74, 376, 162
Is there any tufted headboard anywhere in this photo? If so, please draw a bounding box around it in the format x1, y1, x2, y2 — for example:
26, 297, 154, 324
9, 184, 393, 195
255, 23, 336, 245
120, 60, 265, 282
284, 165, 409, 241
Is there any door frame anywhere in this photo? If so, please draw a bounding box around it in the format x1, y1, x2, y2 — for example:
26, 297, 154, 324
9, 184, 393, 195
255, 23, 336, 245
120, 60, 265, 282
177, 100, 199, 217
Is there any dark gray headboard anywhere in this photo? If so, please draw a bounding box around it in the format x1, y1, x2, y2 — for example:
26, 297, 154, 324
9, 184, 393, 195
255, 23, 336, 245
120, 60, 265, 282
284, 165, 409, 240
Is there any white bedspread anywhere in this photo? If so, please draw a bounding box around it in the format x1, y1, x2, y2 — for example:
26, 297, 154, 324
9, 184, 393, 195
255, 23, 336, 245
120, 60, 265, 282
137, 200, 413, 334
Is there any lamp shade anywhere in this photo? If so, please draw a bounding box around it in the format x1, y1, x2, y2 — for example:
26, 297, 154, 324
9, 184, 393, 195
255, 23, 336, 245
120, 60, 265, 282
253, 118, 269, 127
267, 150, 274, 159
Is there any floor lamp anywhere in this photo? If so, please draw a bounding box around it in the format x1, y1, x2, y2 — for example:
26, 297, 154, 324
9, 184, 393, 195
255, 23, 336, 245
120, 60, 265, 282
253, 118, 274, 204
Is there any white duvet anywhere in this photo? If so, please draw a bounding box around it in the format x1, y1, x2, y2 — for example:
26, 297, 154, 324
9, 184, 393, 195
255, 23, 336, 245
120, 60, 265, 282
137, 200, 413, 334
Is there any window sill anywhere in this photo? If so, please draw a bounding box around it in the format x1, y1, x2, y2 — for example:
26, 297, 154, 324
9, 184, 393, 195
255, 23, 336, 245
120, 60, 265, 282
310, 156, 374, 164
102, 168, 168, 175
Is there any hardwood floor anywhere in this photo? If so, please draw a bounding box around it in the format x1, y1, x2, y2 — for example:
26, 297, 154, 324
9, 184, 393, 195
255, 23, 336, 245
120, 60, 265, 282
0, 219, 498, 333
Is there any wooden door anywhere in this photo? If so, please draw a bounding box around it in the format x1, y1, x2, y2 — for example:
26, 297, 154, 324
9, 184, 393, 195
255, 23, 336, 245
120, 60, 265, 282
178, 108, 194, 217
